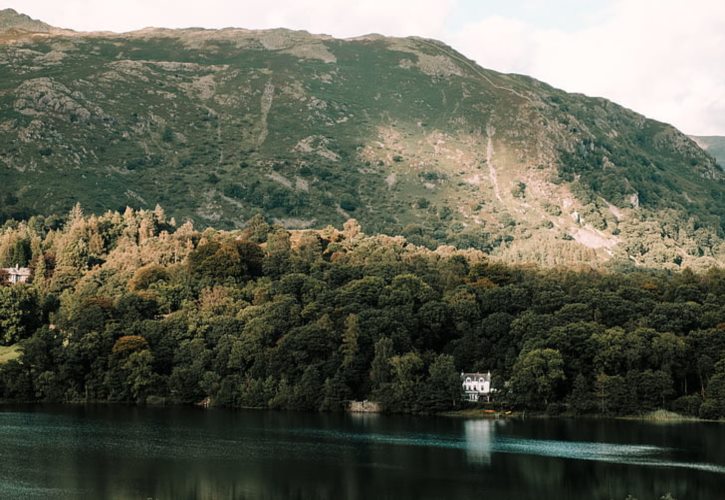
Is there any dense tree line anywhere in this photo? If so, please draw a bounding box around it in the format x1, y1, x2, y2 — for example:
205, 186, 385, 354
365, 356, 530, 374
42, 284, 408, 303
0, 206, 724, 417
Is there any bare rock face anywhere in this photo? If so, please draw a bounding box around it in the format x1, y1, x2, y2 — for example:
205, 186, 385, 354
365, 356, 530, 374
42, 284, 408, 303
0, 12, 722, 270
0, 9, 51, 33
14, 78, 93, 122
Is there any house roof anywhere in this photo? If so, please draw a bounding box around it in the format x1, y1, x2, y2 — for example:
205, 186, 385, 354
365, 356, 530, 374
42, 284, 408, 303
461, 371, 491, 380
2, 266, 31, 276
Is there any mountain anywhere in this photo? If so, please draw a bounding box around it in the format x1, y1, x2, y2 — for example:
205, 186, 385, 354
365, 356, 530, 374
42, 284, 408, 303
0, 9, 51, 34
691, 136, 725, 167
0, 14, 723, 269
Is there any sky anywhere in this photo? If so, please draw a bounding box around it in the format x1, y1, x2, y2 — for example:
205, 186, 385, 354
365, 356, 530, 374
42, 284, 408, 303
5, 0, 725, 135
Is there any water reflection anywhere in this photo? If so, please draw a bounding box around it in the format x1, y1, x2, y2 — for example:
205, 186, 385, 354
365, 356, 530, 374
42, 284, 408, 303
1, 406, 724, 500
463, 419, 496, 465
461, 419, 725, 474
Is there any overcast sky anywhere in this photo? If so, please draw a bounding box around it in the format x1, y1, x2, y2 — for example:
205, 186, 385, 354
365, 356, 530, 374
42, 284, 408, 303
5, 0, 725, 135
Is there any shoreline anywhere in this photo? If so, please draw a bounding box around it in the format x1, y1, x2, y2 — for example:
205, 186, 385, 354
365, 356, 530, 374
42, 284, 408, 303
437, 407, 721, 423
1, 400, 722, 423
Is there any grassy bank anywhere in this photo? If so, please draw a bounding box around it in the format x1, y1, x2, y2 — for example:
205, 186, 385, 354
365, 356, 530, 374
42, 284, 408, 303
439, 408, 517, 419
620, 409, 701, 423
439, 407, 718, 423
0, 345, 20, 365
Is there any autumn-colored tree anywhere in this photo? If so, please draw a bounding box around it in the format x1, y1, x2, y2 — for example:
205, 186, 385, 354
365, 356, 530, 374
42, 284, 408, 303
0, 207, 722, 417
112, 335, 149, 355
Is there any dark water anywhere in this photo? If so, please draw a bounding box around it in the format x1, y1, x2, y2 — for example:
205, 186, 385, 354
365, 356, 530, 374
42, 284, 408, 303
0, 406, 723, 499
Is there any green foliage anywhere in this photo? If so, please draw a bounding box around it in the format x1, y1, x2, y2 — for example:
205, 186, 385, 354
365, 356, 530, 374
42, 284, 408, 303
511, 348, 566, 408
1, 238, 31, 267
0, 285, 40, 344
161, 126, 174, 143
671, 394, 702, 417
188, 239, 263, 285
425, 354, 461, 411
370, 337, 394, 390
339, 194, 358, 212
377, 352, 425, 413
511, 181, 526, 199
0, 209, 723, 417
594, 373, 635, 415
700, 359, 725, 419
568, 374, 595, 415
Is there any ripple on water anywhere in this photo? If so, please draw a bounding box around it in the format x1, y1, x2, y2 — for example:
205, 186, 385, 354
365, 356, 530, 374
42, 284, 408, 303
285, 425, 725, 475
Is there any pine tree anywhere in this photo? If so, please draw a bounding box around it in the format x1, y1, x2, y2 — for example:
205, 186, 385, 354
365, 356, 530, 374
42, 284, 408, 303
569, 374, 595, 415
340, 314, 359, 368
370, 337, 394, 389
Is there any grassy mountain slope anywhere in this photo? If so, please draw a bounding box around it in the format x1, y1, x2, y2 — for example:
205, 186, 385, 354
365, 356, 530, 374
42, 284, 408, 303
0, 14, 723, 268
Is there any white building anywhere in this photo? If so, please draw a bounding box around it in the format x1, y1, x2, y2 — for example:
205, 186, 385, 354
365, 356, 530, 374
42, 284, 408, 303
461, 371, 493, 402
2, 265, 31, 284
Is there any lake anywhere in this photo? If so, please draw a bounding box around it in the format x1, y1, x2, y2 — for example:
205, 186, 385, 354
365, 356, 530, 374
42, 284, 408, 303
0, 405, 723, 499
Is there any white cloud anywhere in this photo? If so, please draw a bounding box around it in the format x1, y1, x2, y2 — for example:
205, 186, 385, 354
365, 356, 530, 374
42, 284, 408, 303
451, 0, 725, 135
10, 0, 456, 39
450, 16, 533, 74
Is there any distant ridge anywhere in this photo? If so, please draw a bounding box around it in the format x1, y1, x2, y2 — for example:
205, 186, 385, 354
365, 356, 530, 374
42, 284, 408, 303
0, 8, 51, 33
691, 136, 725, 167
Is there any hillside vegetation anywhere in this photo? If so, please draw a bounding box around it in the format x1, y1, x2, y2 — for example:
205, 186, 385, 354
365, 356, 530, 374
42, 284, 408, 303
0, 10, 722, 269
0, 209, 724, 417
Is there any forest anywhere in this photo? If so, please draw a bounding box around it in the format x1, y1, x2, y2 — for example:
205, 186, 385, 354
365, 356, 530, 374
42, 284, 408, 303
0, 205, 724, 418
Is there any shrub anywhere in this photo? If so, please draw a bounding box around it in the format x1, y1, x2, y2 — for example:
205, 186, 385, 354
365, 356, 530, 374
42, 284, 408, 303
340, 194, 358, 212
671, 394, 702, 416
511, 181, 526, 198
161, 126, 174, 143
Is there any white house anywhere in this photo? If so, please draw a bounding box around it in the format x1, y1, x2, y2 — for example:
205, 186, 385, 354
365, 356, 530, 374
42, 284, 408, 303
1, 265, 31, 284
461, 371, 493, 402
